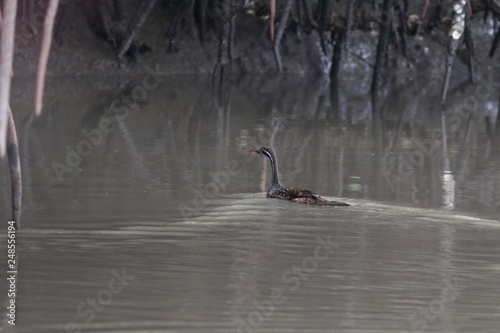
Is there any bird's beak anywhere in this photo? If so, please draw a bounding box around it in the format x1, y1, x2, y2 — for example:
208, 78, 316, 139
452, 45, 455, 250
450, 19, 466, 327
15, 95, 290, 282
248, 149, 258, 154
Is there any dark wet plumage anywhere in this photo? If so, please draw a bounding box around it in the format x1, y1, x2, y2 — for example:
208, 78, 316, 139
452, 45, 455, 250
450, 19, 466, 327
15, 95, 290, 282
249, 147, 350, 206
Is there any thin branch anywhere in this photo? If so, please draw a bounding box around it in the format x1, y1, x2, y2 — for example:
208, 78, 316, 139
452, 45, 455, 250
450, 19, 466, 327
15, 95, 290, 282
167, 0, 192, 53
98, 0, 117, 47
422, 0, 430, 18
35, 0, 60, 116
117, 0, 159, 59
0, 0, 18, 157
300, 0, 317, 29
345, 0, 354, 38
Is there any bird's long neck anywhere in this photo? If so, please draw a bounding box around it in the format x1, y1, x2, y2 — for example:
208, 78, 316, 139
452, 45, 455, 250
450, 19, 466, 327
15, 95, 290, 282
263, 148, 280, 188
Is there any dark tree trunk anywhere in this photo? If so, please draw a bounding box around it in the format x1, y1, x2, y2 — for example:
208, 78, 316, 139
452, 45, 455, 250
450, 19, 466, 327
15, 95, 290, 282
394, 0, 408, 57
113, 0, 124, 21
330, 31, 345, 119
464, 13, 476, 82
213, 0, 233, 85
371, 0, 392, 95
316, 0, 331, 55
193, 0, 207, 42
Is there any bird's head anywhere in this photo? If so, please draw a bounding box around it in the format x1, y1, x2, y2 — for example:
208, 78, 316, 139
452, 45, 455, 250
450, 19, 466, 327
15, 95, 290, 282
248, 146, 271, 156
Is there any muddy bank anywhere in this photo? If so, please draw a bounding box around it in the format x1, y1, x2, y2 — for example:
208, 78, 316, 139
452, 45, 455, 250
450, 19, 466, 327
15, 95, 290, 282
12, 0, 500, 84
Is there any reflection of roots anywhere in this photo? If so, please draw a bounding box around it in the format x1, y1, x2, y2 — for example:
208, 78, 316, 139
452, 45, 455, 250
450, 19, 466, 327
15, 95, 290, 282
1, 2, 23, 229
6, 107, 22, 230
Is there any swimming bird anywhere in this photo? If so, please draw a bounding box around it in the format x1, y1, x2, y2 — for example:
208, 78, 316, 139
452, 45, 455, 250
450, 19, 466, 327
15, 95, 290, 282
249, 146, 350, 206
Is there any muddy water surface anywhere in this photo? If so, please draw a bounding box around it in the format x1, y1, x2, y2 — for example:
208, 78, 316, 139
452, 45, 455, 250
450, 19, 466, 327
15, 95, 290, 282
0, 75, 499, 332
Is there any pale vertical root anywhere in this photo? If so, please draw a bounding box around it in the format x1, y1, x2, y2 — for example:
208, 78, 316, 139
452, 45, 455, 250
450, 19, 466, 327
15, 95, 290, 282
35, 0, 60, 116
422, 0, 430, 18
270, 0, 275, 41
0, 0, 18, 157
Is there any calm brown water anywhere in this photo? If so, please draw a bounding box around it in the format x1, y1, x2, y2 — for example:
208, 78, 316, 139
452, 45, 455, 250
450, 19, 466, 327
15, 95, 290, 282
1, 75, 499, 332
